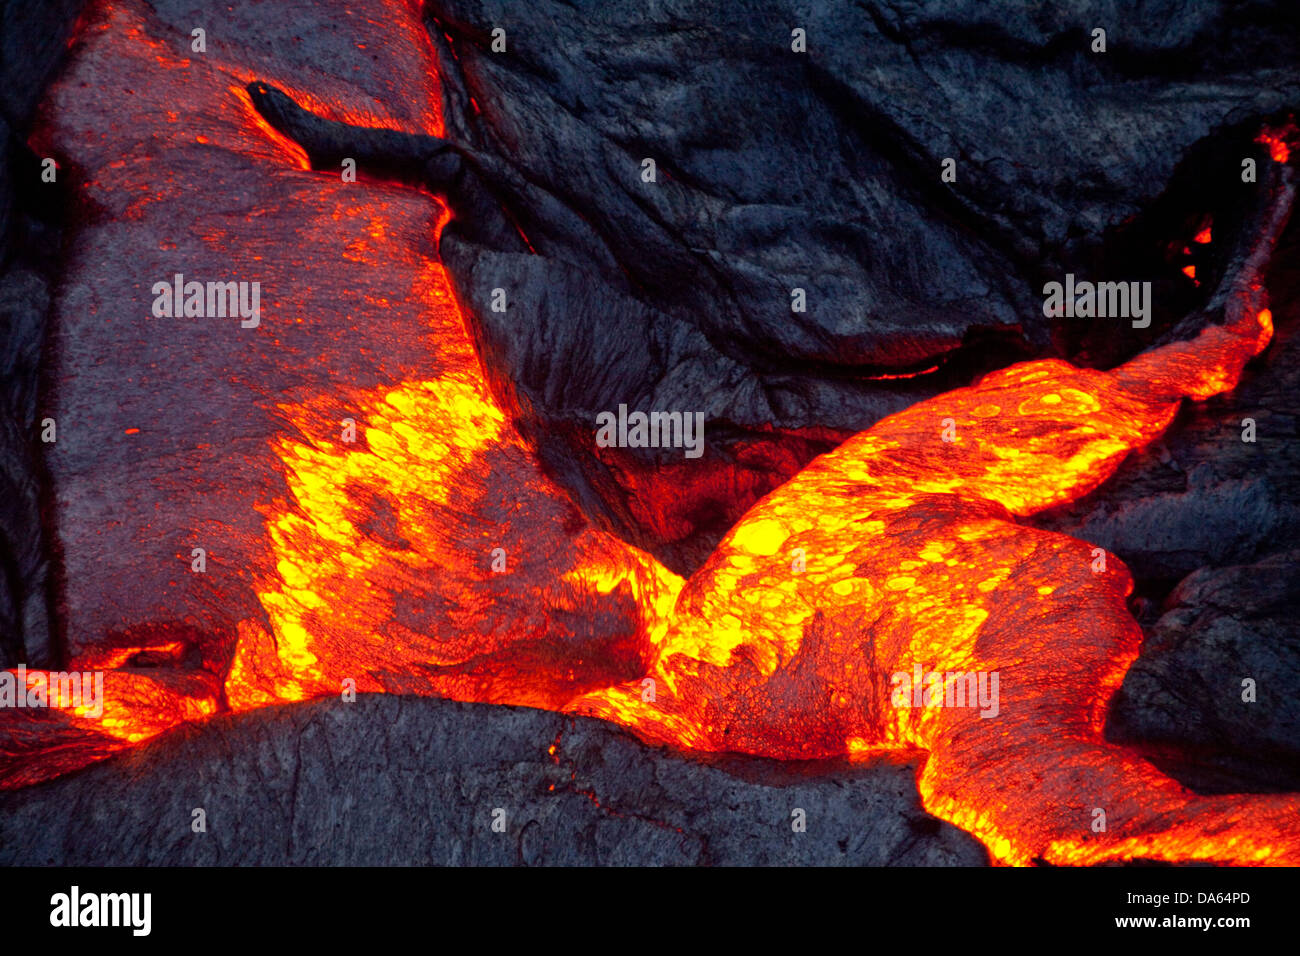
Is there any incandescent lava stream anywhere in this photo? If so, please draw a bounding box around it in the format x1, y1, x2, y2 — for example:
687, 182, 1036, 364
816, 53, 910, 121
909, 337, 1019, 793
3, 0, 1299, 869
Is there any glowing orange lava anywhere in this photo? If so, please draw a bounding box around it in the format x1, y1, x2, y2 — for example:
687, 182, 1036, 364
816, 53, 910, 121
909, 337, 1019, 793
3, 0, 1298, 870
1257, 125, 1294, 164
570, 304, 1289, 865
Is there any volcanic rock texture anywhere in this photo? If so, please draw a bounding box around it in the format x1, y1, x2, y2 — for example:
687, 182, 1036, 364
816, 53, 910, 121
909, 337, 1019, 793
1, 0, 1299, 864
0, 694, 987, 865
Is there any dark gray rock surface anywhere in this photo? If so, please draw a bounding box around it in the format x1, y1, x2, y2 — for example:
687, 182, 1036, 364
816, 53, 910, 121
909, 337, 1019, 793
0, 693, 988, 865
0, 0, 87, 668
423, 0, 1300, 566
1, 0, 86, 134
1107, 550, 1300, 794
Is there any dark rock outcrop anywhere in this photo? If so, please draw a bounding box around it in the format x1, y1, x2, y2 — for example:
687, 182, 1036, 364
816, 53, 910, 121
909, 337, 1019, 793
0, 693, 988, 865
423, 0, 1300, 567
0, 0, 88, 668
1108, 551, 1300, 794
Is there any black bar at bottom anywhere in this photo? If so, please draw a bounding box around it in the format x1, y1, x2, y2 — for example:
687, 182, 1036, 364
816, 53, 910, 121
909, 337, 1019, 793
1, 865, 1290, 942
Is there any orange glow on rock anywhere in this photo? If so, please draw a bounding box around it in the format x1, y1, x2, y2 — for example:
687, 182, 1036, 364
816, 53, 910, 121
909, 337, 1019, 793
5, 0, 1296, 870
1256, 122, 1296, 164
569, 303, 1291, 865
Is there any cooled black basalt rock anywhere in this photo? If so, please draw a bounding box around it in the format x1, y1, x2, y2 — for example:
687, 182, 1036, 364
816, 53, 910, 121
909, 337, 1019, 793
0, 0, 87, 669
1107, 550, 1300, 794
0, 693, 989, 866
419, 0, 1300, 567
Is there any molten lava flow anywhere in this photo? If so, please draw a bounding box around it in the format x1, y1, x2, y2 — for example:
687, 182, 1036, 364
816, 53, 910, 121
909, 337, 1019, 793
568, 304, 1292, 865
227, 361, 681, 715
2, 0, 685, 787
1257, 124, 1295, 164
5, 0, 1299, 869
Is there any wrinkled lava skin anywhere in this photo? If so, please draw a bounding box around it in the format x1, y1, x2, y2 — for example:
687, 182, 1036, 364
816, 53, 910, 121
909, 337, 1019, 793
3, 0, 1299, 867
572, 305, 1292, 865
